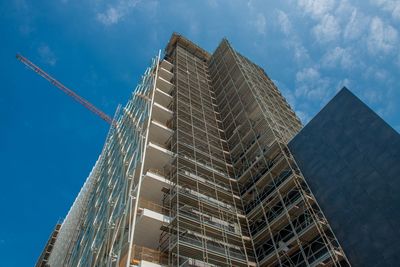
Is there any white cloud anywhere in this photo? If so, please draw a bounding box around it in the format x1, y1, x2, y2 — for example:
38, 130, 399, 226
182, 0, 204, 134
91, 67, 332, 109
274, 79, 313, 124
359, 70, 397, 119
38, 44, 57, 66
372, 0, 400, 21
298, 0, 336, 18
97, 0, 141, 25
254, 13, 267, 35
313, 14, 341, 42
335, 0, 354, 18
296, 67, 320, 82
274, 79, 297, 108
337, 78, 351, 90
97, 7, 122, 25
365, 66, 390, 81
322, 46, 353, 69
374, 69, 389, 80
295, 67, 331, 100
297, 0, 341, 43
275, 10, 310, 64
343, 8, 369, 41
293, 45, 310, 63
363, 87, 385, 105
277, 10, 291, 35
367, 17, 398, 55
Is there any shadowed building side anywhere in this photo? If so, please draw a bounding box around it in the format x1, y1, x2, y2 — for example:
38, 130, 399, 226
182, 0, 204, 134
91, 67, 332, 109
289, 88, 400, 266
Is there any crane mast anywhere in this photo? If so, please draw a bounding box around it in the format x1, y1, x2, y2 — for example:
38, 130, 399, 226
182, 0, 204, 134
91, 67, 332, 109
16, 53, 114, 125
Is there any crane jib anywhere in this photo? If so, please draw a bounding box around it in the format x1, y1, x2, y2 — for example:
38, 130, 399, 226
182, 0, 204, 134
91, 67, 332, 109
16, 53, 114, 126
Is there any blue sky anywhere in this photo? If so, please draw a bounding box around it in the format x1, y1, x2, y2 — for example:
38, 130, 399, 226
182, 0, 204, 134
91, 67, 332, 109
0, 0, 399, 265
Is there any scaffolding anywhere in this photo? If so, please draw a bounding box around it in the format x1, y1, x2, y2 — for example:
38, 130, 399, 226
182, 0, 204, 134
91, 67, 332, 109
47, 55, 159, 266
43, 33, 351, 267
159, 37, 254, 267
208, 39, 350, 267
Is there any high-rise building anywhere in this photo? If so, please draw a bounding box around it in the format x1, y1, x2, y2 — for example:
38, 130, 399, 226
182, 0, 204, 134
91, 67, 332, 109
42, 34, 352, 267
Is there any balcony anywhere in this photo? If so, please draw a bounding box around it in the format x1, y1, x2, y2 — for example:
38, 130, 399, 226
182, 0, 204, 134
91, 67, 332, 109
151, 102, 173, 125
137, 170, 171, 205
158, 66, 174, 81
156, 76, 174, 95
154, 88, 173, 108
160, 59, 173, 72
133, 199, 170, 249
148, 120, 173, 146
143, 142, 174, 173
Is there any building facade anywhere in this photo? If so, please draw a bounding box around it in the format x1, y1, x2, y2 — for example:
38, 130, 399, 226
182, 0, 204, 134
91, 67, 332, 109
42, 34, 350, 267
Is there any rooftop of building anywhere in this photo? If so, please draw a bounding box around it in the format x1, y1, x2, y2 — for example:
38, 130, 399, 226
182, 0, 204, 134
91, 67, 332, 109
165, 33, 268, 76
165, 33, 211, 62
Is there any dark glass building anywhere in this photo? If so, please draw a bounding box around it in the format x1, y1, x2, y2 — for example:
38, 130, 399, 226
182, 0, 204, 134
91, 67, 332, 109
289, 88, 400, 267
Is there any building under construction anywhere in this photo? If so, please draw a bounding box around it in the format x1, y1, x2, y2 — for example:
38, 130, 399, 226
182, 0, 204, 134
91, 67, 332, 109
37, 34, 364, 267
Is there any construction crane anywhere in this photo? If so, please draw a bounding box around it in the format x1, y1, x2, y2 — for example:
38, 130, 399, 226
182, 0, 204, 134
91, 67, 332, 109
16, 53, 114, 126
